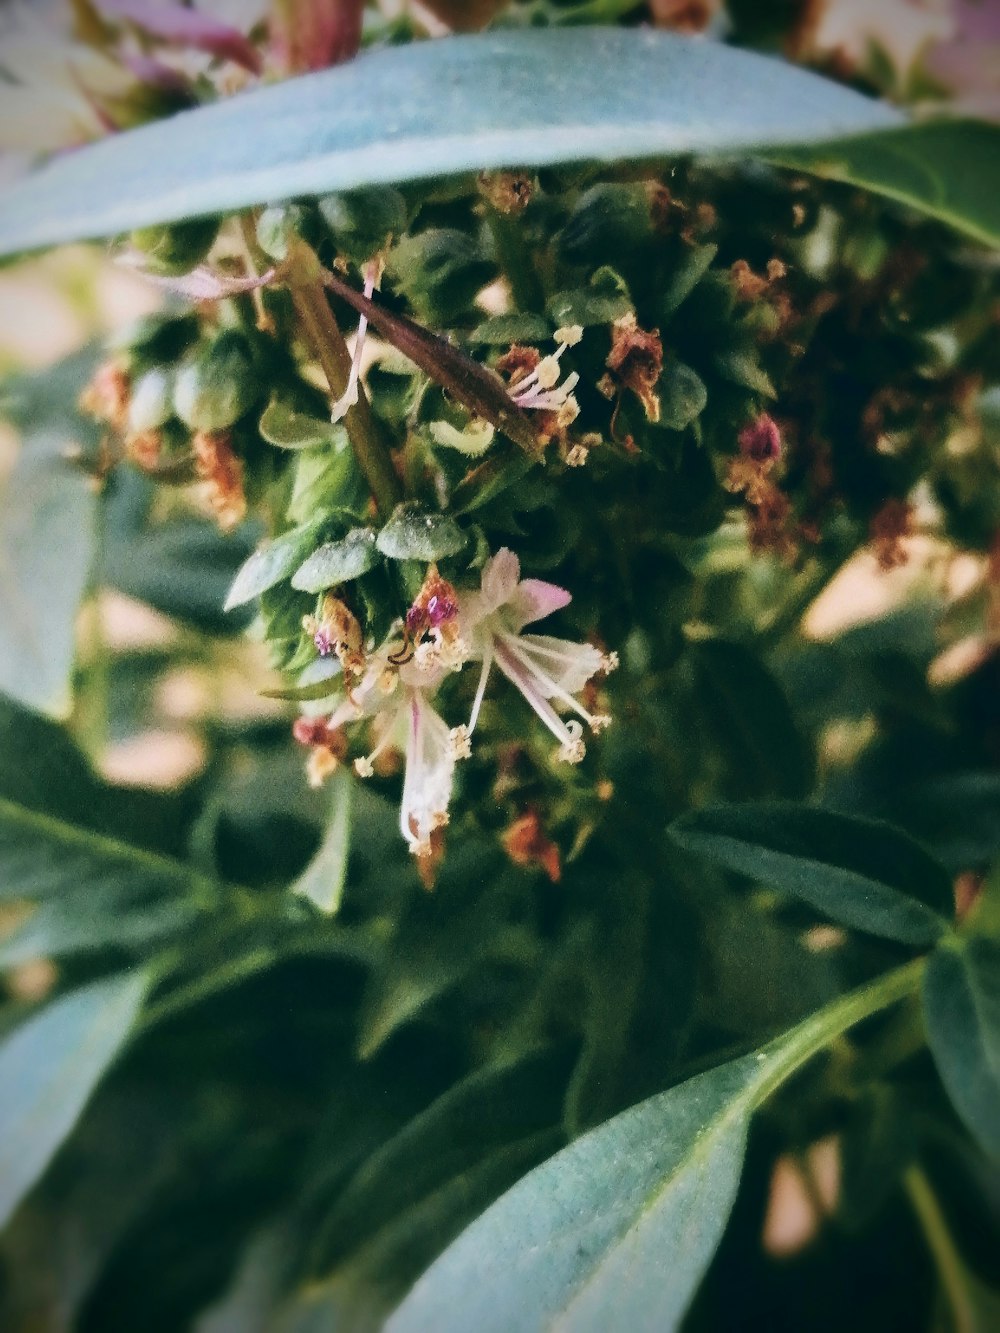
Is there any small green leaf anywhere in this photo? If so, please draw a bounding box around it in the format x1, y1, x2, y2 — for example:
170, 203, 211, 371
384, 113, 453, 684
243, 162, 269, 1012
923, 936, 1000, 1160
225, 517, 327, 610
387, 1054, 761, 1333
293, 767, 353, 915
670, 803, 952, 945
0, 31, 903, 259
0, 972, 148, 1229
661, 242, 718, 316
547, 265, 633, 328
469, 314, 551, 345
713, 348, 776, 398
656, 360, 708, 432
292, 527, 379, 592
376, 506, 466, 562
258, 399, 339, 450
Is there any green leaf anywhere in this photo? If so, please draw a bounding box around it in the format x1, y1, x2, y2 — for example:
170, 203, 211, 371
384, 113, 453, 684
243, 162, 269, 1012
292, 527, 379, 592
469, 314, 551, 345
376, 506, 466, 562
387, 1054, 762, 1333
923, 936, 1000, 1160
0, 972, 148, 1229
656, 360, 708, 432
670, 803, 952, 945
225, 517, 327, 610
293, 768, 353, 915
258, 399, 339, 450
547, 266, 633, 328
688, 639, 813, 799
0, 31, 902, 259
0, 438, 96, 717
768, 120, 1000, 249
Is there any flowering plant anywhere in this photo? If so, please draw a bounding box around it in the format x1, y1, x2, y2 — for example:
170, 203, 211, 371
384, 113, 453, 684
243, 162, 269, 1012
0, 3, 999, 1330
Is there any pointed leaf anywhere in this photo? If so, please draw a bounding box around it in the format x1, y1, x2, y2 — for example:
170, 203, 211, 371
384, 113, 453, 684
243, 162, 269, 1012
225, 517, 327, 609
768, 120, 1000, 250
293, 767, 353, 915
388, 1054, 762, 1333
0, 30, 902, 259
923, 936, 1000, 1160
670, 803, 952, 945
0, 971, 149, 1229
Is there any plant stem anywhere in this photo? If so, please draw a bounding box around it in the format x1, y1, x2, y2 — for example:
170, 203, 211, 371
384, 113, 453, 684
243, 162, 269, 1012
752, 955, 926, 1106
905, 1165, 976, 1333
288, 261, 402, 517
484, 207, 545, 314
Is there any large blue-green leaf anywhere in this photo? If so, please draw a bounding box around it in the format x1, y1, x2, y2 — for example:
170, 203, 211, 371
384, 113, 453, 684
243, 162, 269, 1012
387, 1054, 761, 1333
923, 935, 1000, 1160
0, 30, 902, 259
670, 802, 953, 946
0, 971, 148, 1229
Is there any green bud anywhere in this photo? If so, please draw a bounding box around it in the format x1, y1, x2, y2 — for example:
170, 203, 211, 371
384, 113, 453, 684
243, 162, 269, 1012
173, 330, 263, 431
387, 228, 496, 325
558, 183, 655, 268
256, 204, 310, 261
129, 216, 219, 275
127, 366, 174, 435
109, 312, 200, 370
317, 186, 408, 264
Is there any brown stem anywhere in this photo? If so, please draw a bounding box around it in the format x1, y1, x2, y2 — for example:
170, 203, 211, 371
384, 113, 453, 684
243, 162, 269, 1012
289, 265, 403, 517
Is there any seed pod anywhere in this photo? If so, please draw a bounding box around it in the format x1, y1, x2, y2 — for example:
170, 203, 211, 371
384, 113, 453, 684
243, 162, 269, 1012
127, 366, 175, 435
317, 186, 408, 264
173, 329, 263, 431
256, 203, 312, 261
128, 216, 219, 275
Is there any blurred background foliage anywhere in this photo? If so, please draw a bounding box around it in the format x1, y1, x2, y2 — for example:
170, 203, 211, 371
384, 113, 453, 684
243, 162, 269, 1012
0, 2, 999, 1331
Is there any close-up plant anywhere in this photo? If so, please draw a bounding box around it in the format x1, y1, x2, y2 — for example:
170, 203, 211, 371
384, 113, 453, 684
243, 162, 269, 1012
0, 1, 998, 1329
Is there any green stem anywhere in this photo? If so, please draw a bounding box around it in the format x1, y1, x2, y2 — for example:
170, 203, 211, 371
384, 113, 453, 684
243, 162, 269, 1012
905, 1166, 976, 1333
752, 956, 926, 1106
288, 258, 402, 518
484, 207, 545, 314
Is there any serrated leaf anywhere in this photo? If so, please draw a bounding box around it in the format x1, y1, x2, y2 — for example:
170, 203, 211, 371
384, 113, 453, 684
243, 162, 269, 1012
0, 31, 902, 259
923, 935, 1000, 1160
292, 527, 379, 592
258, 399, 339, 450
376, 506, 466, 562
0, 972, 148, 1229
293, 768, 353, 915
768, 119, 1000, 249
388, 1054, 762, 1333
225, 517, 327, 609
670, 803, 952, 945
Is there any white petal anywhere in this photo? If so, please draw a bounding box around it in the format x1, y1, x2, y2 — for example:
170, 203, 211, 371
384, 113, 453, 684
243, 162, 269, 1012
400, 691, 455, 851
513, 633, 604, 696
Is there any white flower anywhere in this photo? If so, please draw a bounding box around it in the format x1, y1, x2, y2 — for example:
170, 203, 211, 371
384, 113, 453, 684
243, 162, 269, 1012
330, 651, 456, 859
460, 548, 615, 764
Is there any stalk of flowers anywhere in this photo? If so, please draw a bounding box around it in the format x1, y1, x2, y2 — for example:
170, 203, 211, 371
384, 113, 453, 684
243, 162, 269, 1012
294, 550, 617, 871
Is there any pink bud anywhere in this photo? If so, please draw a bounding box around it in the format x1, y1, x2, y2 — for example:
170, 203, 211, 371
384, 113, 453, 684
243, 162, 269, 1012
269, 0, 364, 74
97, 1, 263, 73
738, 413, 782, 463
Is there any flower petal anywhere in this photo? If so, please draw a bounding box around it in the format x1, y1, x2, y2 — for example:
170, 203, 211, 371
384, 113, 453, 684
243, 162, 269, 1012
514, 633, 604, 696
506, 577, 571, 630
400, 691, 455, 852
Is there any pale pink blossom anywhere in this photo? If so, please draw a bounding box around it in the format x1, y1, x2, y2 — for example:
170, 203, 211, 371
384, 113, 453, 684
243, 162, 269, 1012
458, 548, 615, 764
